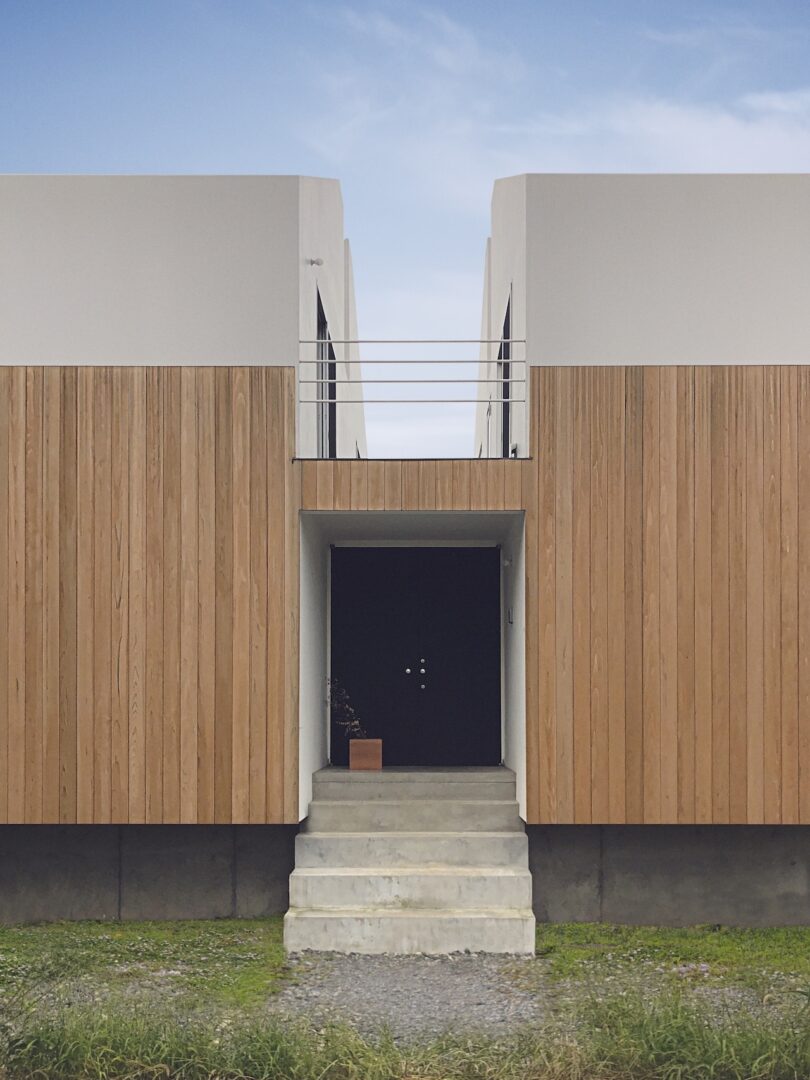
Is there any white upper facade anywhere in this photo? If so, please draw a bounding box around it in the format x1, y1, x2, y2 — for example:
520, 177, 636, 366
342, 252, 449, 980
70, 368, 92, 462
0, 174, 365, 457
477, 173, 810, 457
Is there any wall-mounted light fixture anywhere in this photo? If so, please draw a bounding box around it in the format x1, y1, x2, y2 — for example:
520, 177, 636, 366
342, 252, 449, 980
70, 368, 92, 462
308, 257, 324, 266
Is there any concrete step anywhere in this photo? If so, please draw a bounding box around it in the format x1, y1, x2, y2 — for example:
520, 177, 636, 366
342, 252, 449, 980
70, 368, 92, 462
289, 866, 532, 910
283, 907, 536, 955
295, 830, 529, 868
312, 768, 516, 803
305, 799, 522, 833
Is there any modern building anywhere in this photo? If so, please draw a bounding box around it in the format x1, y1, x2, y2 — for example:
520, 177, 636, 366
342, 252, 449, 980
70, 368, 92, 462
1, 173, 809, 950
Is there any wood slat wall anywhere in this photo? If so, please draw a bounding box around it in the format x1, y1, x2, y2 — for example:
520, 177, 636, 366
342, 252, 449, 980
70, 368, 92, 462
524, 366, 810, 824
4, 364, 810, 825
0, 367, 299, 824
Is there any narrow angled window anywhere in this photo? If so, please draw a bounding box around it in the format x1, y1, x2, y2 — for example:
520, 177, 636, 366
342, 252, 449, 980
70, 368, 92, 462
497, 298, 512, 459
317, 291, 337, 459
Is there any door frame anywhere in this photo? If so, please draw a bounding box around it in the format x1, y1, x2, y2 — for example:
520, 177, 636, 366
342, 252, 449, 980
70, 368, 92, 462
297, 510, 526, 821
326, 540, 506, 766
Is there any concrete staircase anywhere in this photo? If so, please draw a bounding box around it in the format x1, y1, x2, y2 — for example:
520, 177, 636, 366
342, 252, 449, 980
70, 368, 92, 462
283, 767, 535, 954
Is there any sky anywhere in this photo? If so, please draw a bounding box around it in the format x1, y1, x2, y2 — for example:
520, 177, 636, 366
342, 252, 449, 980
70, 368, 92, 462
2, 0, 810, 454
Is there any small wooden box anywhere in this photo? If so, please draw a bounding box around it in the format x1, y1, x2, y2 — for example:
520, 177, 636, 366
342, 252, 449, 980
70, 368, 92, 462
349, 739, 382, 770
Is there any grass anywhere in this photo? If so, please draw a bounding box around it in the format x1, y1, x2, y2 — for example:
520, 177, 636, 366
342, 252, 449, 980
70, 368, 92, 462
3, 920, 810, 1077
0, 918, 288, 1010
534, 923, 810, 989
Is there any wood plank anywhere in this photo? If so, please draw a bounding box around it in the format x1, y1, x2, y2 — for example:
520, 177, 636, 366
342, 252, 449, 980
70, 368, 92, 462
333, 460, 351, 510
469, 460, 487, 510
266, 368, 285, 821
315, 460, 334, 510
301, 461, 318, 510
523, 372, 540, 821
763, 365, 782, 822
485, 459, 505, 511
452, 459, 471, 509
0, 368, 9, 823
780, 366, 799, 823
127, 369, 147, 824
537, 368, 557, 823
282, 368, 300, 822
676, 368, 695, 824
76, 367, 94, 824
746, 367, 765, 824
436, 460, 453, 510
145, 368, 164, 823
710, 368, 731, 823
799, 366, 810, 823
179, 368, 198, 824
196, 368, 216, 823
350, 459, 368, 510
43, 368, 61, 822
607, 367, 626, 824
24, 366, 44, 823
504, 461, 522, 509
367, 460, 385, 510
402, 461, 420, 509
418, 460, 436, 510
8, 368, 26, 821
110, 368, 129, 823
624, 367, 644, 824
162, 368, 182, 824
92, 368, 112, 823
728, 366, 748, 822
384, 461, 402, 510
589, 367, 609, 822
248, 368, 268, 824
214, 367, 232, 823
641, 367, 661, 824
59, 368, 78, 824
230, 367, 250, 823
694, 367, 713, 824
554, 367, 575, 823
659, 367, 678, 822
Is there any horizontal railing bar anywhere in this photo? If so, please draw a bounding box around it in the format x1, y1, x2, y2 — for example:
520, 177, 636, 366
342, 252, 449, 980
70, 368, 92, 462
305, 398, 526, 404
299, 378, 525, 385
300, 338, 526, 344
302, 362, 529, 367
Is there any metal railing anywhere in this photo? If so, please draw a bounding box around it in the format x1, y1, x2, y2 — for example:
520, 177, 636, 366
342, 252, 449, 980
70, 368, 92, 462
298, 338, 527, 459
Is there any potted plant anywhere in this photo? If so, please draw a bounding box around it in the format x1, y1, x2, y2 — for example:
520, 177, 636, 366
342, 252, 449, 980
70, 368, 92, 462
328, 679, 382, 770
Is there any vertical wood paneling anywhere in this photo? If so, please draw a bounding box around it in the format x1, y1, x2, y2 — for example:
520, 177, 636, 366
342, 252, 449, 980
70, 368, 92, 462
248, 368, 267, 824
728, 367, 748, 822
92, 369, 112, 823
76, 368, 94, 823
110, 368, 129, 823
127, 369, 147, 823
0, 368, 9, 823
197, 368, 216, 822
24, 367, 44, 822
230, 368, 250, 823
43, 369, 61, 824
179, 368, 198, 824
3, 364, 809, 827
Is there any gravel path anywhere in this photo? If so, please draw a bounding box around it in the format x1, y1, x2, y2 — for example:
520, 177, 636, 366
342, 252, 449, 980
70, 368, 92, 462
269, 953, 548, 1042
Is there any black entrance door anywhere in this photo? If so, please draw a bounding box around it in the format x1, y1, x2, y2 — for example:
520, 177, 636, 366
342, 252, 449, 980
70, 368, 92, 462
330, 547, 501, 766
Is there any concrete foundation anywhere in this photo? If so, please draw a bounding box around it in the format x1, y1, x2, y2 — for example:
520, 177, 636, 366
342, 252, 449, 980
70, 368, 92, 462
1, 824, 809, 926
528, 825, 810, 926
0, 826, 296, 924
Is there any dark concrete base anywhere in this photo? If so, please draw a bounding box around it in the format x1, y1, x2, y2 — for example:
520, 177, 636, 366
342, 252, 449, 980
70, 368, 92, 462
528, 825, 810, 926
2, 824, 808, 926
0, 826, 296, 924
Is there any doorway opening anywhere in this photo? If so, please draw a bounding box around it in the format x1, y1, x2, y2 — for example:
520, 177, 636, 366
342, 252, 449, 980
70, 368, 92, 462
329, 546, 502, 767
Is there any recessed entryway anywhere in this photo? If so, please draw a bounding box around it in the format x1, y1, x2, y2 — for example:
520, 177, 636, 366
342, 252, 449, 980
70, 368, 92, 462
330, 546, 501, 767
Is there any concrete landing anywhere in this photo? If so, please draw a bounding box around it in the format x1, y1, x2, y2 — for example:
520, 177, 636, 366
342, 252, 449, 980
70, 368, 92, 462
283, 767, 535, 955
